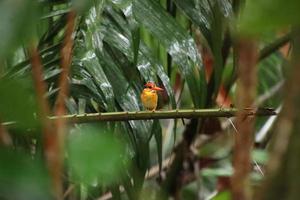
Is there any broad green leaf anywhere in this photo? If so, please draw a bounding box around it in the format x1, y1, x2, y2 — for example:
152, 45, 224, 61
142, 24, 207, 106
72, 0, 94, 13
0, 149, 51, 200
100, 19, 176, 109
102, 5, 176, 109
174, 0, 233, 97
72, 47, 116, 112
212, 191, 231, 200
239, 0, 300, 34
67, 126, 129, 185
151, 119, 162, 173
0, 78, 38, 129
0, 0, 40, 60
78, 6, 153, 180
133, 0, 206, 108
173, 0, 212, 46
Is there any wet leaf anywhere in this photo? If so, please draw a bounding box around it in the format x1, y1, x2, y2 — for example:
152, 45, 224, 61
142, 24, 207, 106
133, 0, 206, 108
152, 119, 162, 173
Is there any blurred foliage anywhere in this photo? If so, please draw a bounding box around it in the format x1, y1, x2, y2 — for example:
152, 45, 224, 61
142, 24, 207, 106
0, 0, 294, 199
0, 0, 40, 60
0, 149, 52, 200
67, 125, 129, 185
0, 77, 38, 129
239, 0, 300, 34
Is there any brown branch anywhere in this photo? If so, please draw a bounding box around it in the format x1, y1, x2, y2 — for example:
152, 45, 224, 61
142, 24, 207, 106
55, 10, 76, 115
0, 118, 12, 146
29, 45, 61, 199
258, 28, 300, 200
53, 10, 76, 200
231, 39, 258, 200
29, 10, 76, 200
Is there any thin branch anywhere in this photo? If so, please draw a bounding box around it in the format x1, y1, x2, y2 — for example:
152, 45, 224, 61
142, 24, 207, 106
255, 80, 284, 106
0, 118, 12, 146
258, 32, 291, 61
229, 118, 264, 177
2, 109, 276, 127
47, 108, 276, 123
259, 28, 300, 200
53, 10, 76, 199
29, 45, 61, 198
55, 10, 75, 115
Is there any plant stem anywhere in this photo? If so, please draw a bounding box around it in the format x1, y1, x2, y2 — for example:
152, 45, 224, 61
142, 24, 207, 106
47, 108, 276, 123
232, 38, 258, 200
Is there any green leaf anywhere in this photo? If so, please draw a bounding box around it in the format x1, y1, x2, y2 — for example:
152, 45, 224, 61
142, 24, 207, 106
173, 0, 212, 46
202, 166, 233, 177
67, 126, 129, 185
0, 0, 40, 60
174, 0, 233, 97
0, 149, 51, 200
0, 78, 38, 129
239, 0, 300, 34
151, 119, 162, 173
133, 0, 206, 108
252, 149, 269, 164
212, 191, 231, 200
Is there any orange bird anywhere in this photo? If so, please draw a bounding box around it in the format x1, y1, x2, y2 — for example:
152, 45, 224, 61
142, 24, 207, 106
141, 82, 164, 111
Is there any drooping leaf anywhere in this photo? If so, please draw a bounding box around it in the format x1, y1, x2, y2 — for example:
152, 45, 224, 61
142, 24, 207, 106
133, 0, 206, 108
174, 0, 233, 98
151, 119, 162, 173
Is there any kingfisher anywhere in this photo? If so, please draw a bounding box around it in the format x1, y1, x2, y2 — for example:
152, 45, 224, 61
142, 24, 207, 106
141, 81, 164, 111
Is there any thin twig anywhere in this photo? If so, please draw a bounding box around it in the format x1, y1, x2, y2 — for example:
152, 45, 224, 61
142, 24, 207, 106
228, 118, 264, 177
255, 81, 284, 106
63, 184, 75, 199
0, 118, 12, 146
258, 32, 291, 61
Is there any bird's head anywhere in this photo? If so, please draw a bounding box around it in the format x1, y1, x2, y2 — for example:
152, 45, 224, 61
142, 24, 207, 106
144, 81, 163, 91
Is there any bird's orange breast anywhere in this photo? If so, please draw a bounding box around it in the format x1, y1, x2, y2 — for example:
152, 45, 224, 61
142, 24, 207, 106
141, 89, 158, 111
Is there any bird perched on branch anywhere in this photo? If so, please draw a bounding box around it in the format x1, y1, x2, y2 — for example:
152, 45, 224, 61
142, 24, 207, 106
141, 81, 163, 111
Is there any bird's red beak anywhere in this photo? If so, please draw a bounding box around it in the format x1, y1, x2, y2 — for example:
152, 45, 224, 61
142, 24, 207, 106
152, 86, 164, 91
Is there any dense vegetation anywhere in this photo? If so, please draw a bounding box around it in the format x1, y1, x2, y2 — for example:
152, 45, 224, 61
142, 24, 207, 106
0, 0, 300, 200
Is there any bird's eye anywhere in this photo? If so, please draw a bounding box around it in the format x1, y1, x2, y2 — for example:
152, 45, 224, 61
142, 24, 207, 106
145, 84, 152, 88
